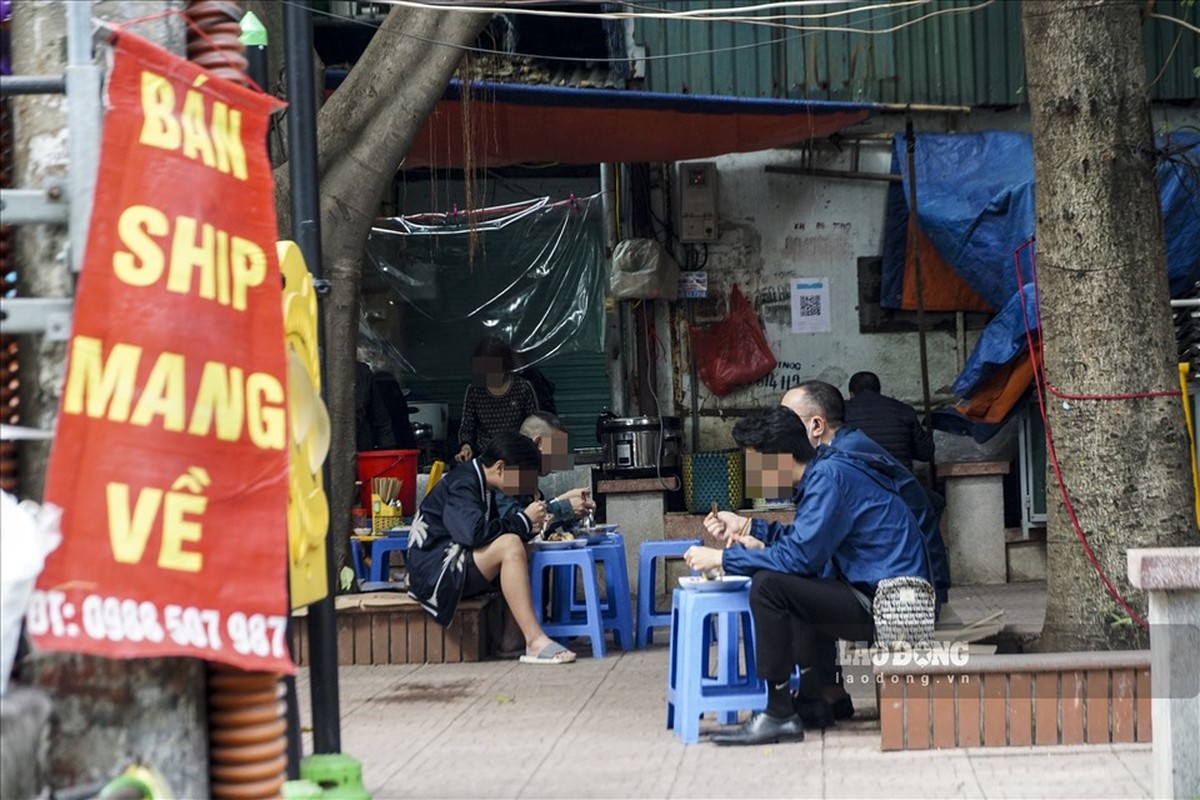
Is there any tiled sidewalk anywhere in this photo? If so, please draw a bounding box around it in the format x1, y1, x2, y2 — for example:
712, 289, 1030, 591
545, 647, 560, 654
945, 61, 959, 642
296, 644, 1149, 799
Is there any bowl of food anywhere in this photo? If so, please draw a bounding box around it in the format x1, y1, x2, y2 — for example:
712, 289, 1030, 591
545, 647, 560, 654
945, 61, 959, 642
535, 531, 587, 549
573, 524, 619, 545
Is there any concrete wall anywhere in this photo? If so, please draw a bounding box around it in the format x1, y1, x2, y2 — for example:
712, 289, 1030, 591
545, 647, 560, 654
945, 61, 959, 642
670, 140, 966, 451
657, 104, 1199, 452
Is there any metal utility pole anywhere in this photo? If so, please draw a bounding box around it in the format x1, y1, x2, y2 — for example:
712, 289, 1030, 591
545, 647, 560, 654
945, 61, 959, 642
283, 0, 342, 754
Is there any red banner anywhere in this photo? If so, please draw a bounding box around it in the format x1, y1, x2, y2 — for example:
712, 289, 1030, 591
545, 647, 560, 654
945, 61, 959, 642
29, 33, 293, 673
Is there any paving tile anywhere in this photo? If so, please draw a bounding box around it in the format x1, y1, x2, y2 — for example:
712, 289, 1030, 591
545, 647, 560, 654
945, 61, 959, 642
966, 748, 1150, 799
298, 642, 1152, 800
824, 750, 983, 798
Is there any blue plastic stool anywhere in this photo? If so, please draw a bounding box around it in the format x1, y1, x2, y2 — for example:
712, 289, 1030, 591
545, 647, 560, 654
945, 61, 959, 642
665, 585, 766, 744
529, 547, 607, 657
368, 535, 409, 583
637, 539, 700, 647
350, 539, 398, 592
350, 538, 369, 581
549, 534, 635, 650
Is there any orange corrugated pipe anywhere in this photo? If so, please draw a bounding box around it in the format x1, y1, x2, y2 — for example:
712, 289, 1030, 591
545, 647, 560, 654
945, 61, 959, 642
184, 0, 250, 86
208, 665, 289, 800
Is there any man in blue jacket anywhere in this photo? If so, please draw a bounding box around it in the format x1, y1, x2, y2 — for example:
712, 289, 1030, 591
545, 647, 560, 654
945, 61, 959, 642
685, 407, 930, 746
782, 381, 951, 610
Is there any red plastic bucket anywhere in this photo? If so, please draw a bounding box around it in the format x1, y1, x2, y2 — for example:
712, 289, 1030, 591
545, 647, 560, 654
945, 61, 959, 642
356, 449, 418, 513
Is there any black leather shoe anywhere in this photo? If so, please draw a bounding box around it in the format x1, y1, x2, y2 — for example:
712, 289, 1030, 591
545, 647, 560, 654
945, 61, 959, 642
710, 712, 806, 746
793, 696, 855, 729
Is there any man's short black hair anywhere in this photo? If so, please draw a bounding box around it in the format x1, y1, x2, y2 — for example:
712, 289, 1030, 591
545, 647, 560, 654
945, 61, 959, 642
479, 431, 542, 471
797, 380, 845, 424
732, 407, 817, 463
848, 371, 881, 395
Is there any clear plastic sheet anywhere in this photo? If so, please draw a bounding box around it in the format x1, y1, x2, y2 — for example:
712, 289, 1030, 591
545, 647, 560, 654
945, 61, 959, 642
364, 194, 606, 379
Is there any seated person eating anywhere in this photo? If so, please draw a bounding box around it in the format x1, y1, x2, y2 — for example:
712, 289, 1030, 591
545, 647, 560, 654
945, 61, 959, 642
685, 406, 930, 745
406, 431, 576, 665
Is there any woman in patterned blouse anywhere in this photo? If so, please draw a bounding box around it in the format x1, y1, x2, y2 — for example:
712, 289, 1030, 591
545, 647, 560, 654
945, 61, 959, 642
455, 336, 540, 463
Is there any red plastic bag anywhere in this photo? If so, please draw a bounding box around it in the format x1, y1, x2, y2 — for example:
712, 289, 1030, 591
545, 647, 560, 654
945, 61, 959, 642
690, 285, 777, 396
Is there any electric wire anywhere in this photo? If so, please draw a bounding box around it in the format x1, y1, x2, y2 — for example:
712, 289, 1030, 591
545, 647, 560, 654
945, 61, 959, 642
377, 0, 935, 26
375, 0, 997, 37
1148, 11, 1200, 36
292, 0, 995, 65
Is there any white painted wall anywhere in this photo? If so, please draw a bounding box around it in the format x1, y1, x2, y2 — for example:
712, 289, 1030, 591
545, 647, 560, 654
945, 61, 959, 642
668, 139, 967, 451
659, 104, 1200, 452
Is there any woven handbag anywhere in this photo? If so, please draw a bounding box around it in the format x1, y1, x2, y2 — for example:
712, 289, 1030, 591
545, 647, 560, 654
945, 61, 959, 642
872, 576, 936, 647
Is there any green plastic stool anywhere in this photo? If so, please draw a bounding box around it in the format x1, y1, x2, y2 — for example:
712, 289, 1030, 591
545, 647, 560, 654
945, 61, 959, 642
299, 754, 371, 800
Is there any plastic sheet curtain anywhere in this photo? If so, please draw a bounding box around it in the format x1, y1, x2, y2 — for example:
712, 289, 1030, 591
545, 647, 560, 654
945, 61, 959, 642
363, 194, 606, 380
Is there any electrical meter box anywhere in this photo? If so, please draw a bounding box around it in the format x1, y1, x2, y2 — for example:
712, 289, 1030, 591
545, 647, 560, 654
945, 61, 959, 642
678, 161, 719, 242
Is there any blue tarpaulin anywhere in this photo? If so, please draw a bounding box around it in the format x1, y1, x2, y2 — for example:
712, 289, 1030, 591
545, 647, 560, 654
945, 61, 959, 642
882, 131, 1200, 312
885, 131, 1200, 416
953, 283, 1039, 398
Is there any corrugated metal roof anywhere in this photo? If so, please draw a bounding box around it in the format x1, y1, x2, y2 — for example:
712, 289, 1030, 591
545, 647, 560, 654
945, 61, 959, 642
633, 0, 1198, 106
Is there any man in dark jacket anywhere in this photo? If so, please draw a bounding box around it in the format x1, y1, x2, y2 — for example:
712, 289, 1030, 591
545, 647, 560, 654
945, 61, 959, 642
685, 407, 930, 746
844, 371, 934, 472
372, 370, 417, 450
355, 359, 395, 452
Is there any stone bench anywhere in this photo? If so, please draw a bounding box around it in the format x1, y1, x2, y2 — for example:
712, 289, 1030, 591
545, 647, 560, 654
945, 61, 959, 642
1128, 547, 1200, 799
874, 649, 1152, 750
292, 592, 501, 666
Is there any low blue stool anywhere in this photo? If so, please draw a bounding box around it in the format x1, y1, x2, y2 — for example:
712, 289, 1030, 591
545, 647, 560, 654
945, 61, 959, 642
350, 538, 369, 582
665, 584, 766, 745
637, 539, 700, 647
529, 546, 606, 657
368, 535, 409, 583
350, 539, 398, 592
549, 533, 635, 650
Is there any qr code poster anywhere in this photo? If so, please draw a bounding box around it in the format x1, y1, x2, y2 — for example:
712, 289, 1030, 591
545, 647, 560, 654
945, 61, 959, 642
791, 277, 831, 334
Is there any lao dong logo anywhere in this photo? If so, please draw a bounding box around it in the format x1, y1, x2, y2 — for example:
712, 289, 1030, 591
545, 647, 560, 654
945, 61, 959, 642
875, 641, 970, 667
839, 641, 970, 668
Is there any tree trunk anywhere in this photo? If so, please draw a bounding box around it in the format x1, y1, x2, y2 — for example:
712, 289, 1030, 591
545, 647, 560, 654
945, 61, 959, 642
11, 4, 208, 796
1021, 0, 1196, 651
272, 7, 489, 574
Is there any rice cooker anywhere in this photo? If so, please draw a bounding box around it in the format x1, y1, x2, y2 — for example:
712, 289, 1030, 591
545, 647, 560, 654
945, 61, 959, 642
596, 414, 683, 475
